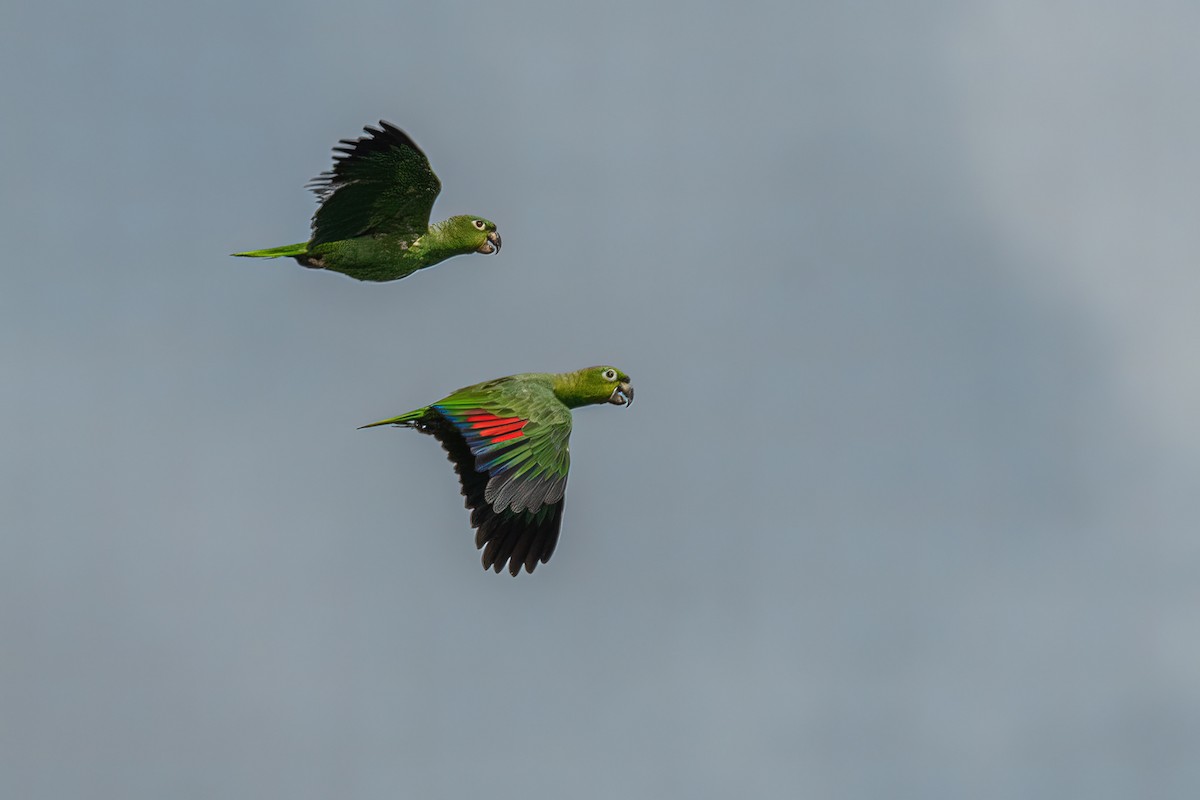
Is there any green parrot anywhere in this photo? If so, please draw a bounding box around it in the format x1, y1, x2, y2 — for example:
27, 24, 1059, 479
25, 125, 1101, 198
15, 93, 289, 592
361, 366, 634, 576
233, 121, 501, 282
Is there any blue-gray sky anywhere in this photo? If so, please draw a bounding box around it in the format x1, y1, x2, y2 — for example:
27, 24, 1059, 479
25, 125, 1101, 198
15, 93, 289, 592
3, 1, 1199, 797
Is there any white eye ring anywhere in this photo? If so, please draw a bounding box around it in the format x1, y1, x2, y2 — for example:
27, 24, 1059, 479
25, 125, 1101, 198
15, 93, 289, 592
473, 220, 486, 230
602, 369, 617, 381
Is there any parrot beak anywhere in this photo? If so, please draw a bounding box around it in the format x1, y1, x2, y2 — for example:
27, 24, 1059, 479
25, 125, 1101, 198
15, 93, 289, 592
609, 380, 634, 407
477, 230, 502, 254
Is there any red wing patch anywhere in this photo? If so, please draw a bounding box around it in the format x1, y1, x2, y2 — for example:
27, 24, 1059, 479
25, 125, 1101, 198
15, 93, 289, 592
464, 411, 528, 444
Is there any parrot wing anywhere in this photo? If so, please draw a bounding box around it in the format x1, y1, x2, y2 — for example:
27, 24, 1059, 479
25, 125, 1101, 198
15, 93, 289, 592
435, 389, 571, 514
307, 121, 441, 246
362, 378, 572, 575
434, 381, 572, 574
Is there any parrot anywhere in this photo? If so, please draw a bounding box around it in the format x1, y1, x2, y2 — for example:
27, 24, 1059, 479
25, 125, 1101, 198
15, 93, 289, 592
233, 121, 501, 282
361, 366, 634, 576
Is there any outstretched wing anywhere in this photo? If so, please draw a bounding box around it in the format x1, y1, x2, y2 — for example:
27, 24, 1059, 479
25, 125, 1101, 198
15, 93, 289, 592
406, 381, 572, 575
307, 121, 441, 246
436, 395, 572, 516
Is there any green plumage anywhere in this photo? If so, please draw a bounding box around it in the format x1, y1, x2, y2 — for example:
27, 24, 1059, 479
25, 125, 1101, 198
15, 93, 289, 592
362, 366, 634, 576
233, 121, 501, 282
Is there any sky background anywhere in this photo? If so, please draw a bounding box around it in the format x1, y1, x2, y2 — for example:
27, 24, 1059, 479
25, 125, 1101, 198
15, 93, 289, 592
3, 1, 1199, 797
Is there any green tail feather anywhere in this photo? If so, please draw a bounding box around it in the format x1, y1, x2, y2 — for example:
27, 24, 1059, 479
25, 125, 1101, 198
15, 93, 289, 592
357, 410, 434, 429
231, 243, 308, 258
359, 407, 430, 430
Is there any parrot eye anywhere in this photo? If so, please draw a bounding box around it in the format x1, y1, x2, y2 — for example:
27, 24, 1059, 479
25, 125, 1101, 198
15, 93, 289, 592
602, 369, 617, 381
472, 219, 486, 230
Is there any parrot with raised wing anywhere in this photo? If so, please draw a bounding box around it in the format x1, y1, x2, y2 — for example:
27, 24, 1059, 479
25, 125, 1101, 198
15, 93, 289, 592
234, 121, 500, 282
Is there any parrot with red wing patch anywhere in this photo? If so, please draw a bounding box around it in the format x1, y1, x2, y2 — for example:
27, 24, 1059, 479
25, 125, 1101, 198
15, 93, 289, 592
362, 366, 634, 575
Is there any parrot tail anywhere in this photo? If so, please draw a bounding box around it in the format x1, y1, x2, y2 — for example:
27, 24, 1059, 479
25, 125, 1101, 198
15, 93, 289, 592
358, 407, 432, 430
231, 243, 308, 258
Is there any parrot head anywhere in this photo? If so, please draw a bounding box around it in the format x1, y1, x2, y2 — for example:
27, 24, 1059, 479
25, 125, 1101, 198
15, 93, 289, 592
601, 366, 635, 407
554, 366, 634, 409
444, 215, 502, 255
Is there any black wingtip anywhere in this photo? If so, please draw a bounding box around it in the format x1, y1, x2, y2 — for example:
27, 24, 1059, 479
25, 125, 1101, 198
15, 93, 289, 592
361, 120, 423, 157
307, 120, 427, 198
377, 120, 404, 137
416, 410, 564, 577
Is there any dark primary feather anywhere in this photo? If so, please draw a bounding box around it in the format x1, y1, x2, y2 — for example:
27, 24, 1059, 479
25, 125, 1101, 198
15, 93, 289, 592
306, 121, 427, 198
306, 121, 442, 246
412, 409, 564, 576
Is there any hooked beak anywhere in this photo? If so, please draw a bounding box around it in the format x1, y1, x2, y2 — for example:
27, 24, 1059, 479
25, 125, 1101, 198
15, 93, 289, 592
609, 380, 634, 407
477, 230, 502, 255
